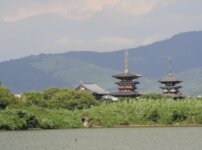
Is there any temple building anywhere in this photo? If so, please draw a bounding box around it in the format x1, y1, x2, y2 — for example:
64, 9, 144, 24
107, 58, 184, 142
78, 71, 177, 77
75, 82, 109, 99
110, 50, 142, 98
158, 58, 184, 99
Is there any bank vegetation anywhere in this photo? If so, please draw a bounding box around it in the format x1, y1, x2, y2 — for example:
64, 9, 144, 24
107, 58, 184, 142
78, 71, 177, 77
0, 86, 202, 130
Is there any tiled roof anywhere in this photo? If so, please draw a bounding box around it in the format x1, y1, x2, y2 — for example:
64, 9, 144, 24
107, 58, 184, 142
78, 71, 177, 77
77, 83, 109, 95
159, 75, 182, 83
112, 72, 142, 79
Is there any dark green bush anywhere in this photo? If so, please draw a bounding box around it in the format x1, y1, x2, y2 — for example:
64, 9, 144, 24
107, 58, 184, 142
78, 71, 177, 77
171, 110, 188, 122
17, 110, 39, 129
147, 109, 161, 123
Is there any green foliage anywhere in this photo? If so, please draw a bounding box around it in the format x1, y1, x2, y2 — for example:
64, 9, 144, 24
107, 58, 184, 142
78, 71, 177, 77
2, 85, 202, 130
0, 107, 83, 130
47, 88, 98, 110
0, 86, 18, 109
17, 110, 39, 129
21, 91, 46, 107
81, 99, 202, 127
141, 93, 172, 100
146, 109, 160, 123
171, 110, 187, 122
0, 110, 26, 130
18, 87, 98, 110
42, 87, 61, 100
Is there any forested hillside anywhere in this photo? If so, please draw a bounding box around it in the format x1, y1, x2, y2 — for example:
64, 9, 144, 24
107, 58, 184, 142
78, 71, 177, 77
0, 31, 202, 95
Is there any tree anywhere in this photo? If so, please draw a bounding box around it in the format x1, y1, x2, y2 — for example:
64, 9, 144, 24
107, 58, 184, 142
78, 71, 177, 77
21, 91, 46, 107
42, 87, 61, 100
0, 86, 17, 109
48, 88, 98, 110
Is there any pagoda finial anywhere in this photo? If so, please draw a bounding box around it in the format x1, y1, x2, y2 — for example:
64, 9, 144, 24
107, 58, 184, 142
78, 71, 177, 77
168, 57, 173, 76
124, 49, 129, 73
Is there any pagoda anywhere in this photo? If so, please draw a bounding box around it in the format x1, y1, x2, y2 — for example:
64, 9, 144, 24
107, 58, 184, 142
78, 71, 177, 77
158, 58, 184, 99
110, 50, 142, 97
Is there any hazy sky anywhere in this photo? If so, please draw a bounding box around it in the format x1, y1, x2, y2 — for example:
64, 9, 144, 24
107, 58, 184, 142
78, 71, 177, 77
0, 0, 202, 61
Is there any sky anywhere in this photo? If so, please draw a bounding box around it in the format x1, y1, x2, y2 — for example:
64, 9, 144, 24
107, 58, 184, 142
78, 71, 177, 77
0, 0, 202, 61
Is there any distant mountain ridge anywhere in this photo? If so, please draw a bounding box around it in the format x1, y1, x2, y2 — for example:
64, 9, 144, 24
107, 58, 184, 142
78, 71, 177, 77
0, 31, 202, 95
60, 31, 202, 77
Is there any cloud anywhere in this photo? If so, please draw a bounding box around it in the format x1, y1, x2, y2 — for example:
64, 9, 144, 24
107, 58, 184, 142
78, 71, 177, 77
115, 1, 157, 16
2, 0, 175, 23
39, 33, 170, 52
40, 36, 138, 51
1, 0, 201, 62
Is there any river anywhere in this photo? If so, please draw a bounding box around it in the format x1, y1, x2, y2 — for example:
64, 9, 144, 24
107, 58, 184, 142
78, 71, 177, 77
0, 127, 202, 150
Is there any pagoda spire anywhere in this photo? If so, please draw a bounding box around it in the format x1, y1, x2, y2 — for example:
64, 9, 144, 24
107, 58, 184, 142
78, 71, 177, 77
124, 49, 129, 73
168, 57, 173, 76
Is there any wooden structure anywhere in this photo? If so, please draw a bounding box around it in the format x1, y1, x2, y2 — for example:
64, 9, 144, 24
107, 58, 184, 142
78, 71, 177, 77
75, 82, 109, 99
110, 50, 142, 97
158, 58, 184, 99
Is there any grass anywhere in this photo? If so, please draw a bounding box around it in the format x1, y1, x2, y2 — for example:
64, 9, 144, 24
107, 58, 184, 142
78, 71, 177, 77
0, 107, 83, 130
81, 98, 202, 127
1, 98, 202, 130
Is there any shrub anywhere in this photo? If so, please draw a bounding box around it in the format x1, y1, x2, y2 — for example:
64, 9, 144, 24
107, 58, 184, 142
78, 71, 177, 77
0, 108, 83, 130
171, 110, 188, 122
42, 87, 61, 100
0, 86, 17, 109
147, 109, 160, 123
20, 91, 46, 107
141, 93, 171, 100
48, 88, 98, 110
17, 110, 39, 129
0, 110, 26, 130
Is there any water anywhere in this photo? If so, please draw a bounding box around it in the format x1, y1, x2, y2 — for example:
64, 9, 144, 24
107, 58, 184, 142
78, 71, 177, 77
0, 128, 202, 150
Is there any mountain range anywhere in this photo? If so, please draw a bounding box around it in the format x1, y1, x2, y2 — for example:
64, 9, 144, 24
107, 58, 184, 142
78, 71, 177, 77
0, 31, 202, 96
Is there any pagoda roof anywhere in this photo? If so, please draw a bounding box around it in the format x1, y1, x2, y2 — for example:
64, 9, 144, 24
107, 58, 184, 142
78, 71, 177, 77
158, 75, 182, 83
112, 72, 142, 79
115, 81, 139, 84
160, 86, 182, 89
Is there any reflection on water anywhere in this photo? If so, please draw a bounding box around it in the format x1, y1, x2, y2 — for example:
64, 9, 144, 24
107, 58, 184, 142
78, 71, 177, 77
0, 128, 202, 150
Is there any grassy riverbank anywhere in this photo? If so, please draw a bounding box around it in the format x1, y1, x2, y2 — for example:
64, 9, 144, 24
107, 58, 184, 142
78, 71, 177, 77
0, 107, 83, 130
0, 86, 202, 130
1, 98, 202, 130
81, 99, 202, 127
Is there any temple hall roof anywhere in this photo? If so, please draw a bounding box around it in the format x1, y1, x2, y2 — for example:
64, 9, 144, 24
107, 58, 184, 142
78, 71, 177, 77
75, 83, 109, 95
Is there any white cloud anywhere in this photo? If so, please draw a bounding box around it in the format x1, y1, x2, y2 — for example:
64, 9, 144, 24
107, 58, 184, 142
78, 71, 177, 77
0, 0, 201, 62
115, 1, 157, 16
2, 0, 175, 23
2, 0, 117, 22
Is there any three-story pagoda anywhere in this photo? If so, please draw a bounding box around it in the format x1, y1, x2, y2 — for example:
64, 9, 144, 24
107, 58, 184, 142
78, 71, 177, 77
158, 58, 184, 99
111, 50, 142, 97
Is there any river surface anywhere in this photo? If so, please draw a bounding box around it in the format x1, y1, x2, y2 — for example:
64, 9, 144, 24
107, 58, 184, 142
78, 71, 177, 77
0, 127, 202, 150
